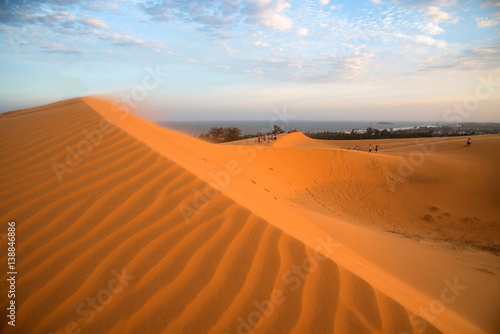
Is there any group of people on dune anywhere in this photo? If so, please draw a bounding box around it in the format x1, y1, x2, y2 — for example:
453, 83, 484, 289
257, 135, 277, 143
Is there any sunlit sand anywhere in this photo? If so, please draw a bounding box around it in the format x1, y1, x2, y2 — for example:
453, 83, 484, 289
0, 97, 498, 333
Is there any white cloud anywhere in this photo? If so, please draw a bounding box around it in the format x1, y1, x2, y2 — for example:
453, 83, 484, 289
415, 35, 440, 45
423, 22, 444, 35
476, 17, 500, 27
319, 23, 329, 28
318, 0, 329, 5
421, 45, 500, 71
81, 17, 109, 29
261, 13, 293, 30
297, 28, 308, 36
212, 39, 235, 55
480, 1, 500, 9
101, 33, 145, 46
329, 51, 375, 80
41, 42, 91, 54
342, 43, 365, 51
274, 0, 291, 12
244, 67, 263, 74
247, 0, 293, 31
370, 0, 383, 4
424, 6, 450, 21
395, 33, 447, 48
255, 41, 271, 47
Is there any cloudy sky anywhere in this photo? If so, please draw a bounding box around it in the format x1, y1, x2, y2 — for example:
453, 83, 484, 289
0, 0, 499, 122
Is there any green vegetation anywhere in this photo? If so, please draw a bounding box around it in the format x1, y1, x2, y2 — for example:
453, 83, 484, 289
198, 124, 285, 143
197, 127, 242, 143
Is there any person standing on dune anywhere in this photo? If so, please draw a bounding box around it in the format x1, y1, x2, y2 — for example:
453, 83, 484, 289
467, 138, 471, 146
369, 144, 372, 153
375, 145, 378, 153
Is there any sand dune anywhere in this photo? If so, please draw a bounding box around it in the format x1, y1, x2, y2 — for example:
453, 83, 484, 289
225, 131, 500, 251
0, 97, 498, 333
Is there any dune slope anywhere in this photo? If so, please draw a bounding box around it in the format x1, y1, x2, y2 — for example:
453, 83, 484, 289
84, 97, 500, 333
228, 131, 500, 250
0, 98, 449, 333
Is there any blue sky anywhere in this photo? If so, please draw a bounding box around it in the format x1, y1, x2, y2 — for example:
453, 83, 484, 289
0, 0, 499, 122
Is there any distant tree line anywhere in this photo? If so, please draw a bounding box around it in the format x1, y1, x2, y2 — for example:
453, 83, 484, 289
306, 127, 436, 140
197, 123, 499, 143
306, 125, 499, 141
198, 125, 285, 143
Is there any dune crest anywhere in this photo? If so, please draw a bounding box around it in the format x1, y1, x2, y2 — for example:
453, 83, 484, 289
272, 132, 312, 148
0, 97, 496, 333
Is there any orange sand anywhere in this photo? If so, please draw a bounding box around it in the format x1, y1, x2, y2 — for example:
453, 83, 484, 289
0, 97, 498, 333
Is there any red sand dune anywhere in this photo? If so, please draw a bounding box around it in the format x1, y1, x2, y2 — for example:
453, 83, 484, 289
0, 97, 498, 333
